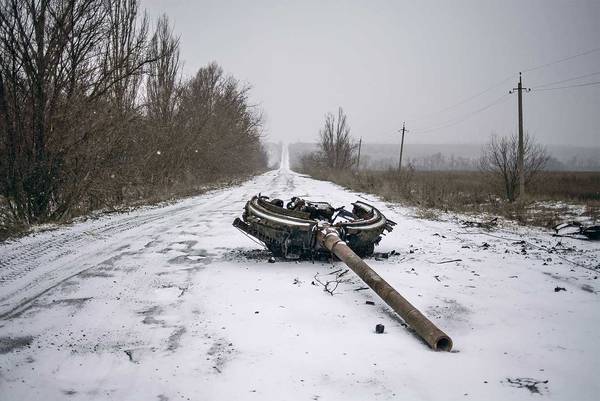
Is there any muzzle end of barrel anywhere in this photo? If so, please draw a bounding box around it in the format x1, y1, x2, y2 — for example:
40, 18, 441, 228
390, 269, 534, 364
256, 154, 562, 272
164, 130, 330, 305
434, 336, 453, 352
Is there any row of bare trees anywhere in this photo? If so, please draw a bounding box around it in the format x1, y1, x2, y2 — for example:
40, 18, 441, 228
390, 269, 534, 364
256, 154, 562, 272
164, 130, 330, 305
0, 0, 266, 228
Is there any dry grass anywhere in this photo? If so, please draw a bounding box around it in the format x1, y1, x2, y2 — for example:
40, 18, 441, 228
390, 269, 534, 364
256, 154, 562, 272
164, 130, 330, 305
529, 171, 600, 201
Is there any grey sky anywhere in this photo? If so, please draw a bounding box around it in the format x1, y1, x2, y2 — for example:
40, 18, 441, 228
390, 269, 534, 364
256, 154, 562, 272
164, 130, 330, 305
143, 0, 600, 147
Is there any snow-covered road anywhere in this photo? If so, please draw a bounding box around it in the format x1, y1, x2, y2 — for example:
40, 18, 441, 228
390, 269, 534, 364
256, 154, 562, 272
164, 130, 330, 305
1, 147, 599, 400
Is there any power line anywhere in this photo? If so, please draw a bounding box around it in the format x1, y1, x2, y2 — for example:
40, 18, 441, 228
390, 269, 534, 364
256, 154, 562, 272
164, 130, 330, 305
532, 80, 600, 91
406, 74, 516, 123
408, 46, 600, 124
522, 46, 600, 73
411, 93, 511, 134
408, 75, 597, 135
532, 71, 600, 88
401, 46, 600, 136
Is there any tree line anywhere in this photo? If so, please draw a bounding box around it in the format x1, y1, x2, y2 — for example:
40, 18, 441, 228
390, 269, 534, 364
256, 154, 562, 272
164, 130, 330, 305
0, 0, 267, 231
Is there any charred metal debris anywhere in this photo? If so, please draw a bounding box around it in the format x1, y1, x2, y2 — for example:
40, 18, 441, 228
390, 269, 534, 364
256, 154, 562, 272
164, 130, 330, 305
553, 221, 600, 241
233, 195, 396, 260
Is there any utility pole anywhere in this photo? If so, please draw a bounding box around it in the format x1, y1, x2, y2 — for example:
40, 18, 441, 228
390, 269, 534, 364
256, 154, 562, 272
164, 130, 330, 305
398, 122, 408, 172
356, 137, 362, 171
510, 73, 530, 199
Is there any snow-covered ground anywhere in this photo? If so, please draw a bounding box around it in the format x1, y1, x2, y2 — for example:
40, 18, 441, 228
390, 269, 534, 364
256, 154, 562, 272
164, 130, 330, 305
1, 146, 599, 401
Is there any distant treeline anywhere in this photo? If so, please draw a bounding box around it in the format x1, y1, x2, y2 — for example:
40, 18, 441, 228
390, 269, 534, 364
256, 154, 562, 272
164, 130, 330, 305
288, 142, 600, 172
0, 0, 267, 230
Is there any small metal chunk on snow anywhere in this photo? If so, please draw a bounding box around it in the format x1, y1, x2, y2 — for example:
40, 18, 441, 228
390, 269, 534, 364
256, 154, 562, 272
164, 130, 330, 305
375, 324, 385, 334
437, 259, 462, 264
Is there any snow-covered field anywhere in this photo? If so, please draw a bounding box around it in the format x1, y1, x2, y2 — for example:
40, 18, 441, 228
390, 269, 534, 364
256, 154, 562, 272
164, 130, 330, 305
1, 147, 599, 401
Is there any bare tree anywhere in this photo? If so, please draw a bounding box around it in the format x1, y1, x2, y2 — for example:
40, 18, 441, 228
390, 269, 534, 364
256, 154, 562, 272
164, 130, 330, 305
0, 0, 159, 222
480, 132, 549, 201
318, 107, 357, 170
103, 0, 150, 112
146, 14, 180, 126
147, 62, 265, 183
0, 0, 102, 219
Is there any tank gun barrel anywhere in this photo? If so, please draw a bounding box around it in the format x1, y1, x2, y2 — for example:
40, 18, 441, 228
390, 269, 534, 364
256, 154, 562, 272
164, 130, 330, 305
317, 227, 453, 351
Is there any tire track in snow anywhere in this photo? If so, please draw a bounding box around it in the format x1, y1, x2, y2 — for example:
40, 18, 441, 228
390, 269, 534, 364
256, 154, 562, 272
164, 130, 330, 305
0, 178, 264, 318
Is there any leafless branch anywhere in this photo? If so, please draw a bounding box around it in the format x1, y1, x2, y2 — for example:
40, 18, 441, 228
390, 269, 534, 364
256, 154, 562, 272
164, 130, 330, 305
313, 269, 350, 295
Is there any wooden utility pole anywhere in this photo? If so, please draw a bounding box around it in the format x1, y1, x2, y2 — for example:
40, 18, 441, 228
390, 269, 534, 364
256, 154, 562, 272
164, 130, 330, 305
356, 137, 362, 171
510, 73, 529, 199
398, 122, 408, 172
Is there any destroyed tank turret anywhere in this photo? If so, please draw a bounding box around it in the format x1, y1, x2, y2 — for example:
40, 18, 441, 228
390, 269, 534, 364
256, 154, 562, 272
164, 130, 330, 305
233, 195, 396, 259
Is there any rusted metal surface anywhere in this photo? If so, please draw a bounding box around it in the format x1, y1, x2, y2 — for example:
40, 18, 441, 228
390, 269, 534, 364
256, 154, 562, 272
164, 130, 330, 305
317, 227, 453, 351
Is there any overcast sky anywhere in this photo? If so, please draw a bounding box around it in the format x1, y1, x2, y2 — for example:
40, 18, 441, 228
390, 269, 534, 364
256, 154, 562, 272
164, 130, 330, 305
143, 0, 600, 147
